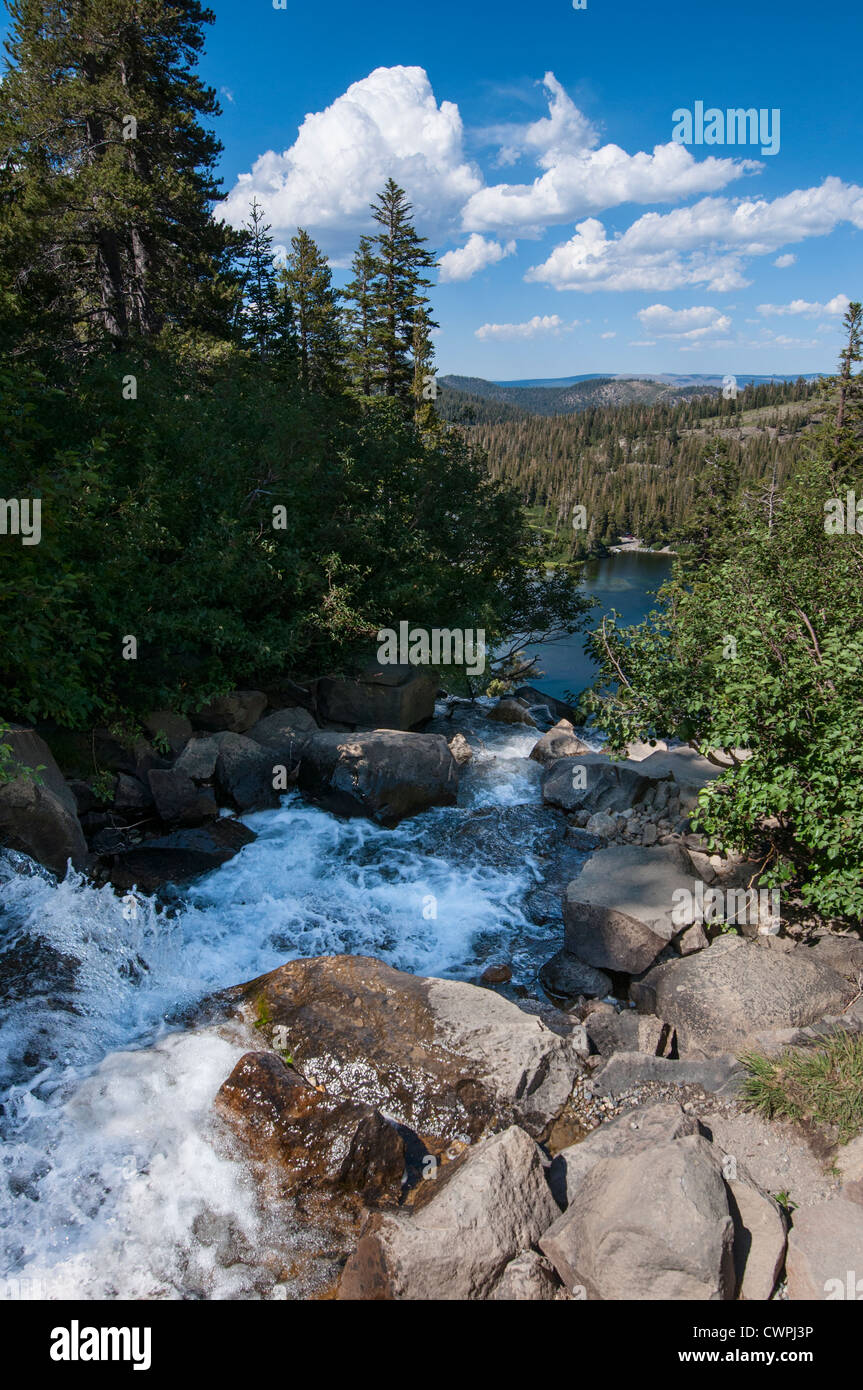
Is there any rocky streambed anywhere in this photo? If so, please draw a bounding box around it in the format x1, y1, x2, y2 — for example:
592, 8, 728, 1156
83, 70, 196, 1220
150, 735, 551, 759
1, 685, 862, 1301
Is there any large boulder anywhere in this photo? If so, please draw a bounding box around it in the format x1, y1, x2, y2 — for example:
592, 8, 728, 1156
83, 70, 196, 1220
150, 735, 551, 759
141, 710, 193, 755
338, 1126, 559, 1300
529, 720, 592, 768
542, 753, 658, 816
193, 690, 268, 735
563, 842, 700, 974
246, 707, 318, 763
213, 733, 281, 813
550, 1102, 702, 1207
297, 730, 458, 825
630, 935, 856, 1056
786, 1198, 863, 1300
317, 664, 436, 732
725, 1172, 787, 1301
105, 818, 256, 893
226, 955, 582, 1142
0, 725, 88, 875
541, 1135, 736, 1300
539, 949, 612, 1003
490, 1250, 568, 1301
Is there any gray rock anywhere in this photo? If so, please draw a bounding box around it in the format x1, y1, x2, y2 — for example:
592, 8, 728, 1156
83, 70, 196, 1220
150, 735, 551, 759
174, 736, 221, 782
585, 810, 618, 839
630, 936, 856, 1056
541, 1135, 736, 1300
530, 720, 592, 768
317, 663, 437, 732
636, 746, 724, 810
113, 773, 153, 813
339, 1126, 560, 1300
590, 1051, 743, 1099
106, 819, 256, 894
147, 768, 218, 825
540, 949, 612, 1002
585, 1009, 669, 1059
550, 1102, 703, 1207
786, 1198, 863, 1300
725, 1172, 787, 1301
514, 687, 578, 727
490, 1250, 568, 1301
193, 690, 268, 734
542, 753, 658, 816
563, 842, 700, 974
245, 708, 319, 771
298, 730, 458, 826
447, 732, 473, 766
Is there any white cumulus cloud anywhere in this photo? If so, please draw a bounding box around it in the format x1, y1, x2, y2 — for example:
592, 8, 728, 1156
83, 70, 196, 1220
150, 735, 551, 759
439, 233, 516, 283
527, 180, 863, 293
757, 293, 850, 318
637, 304, 733, 339
475, 314, 579, 341
220, 66, 482, 260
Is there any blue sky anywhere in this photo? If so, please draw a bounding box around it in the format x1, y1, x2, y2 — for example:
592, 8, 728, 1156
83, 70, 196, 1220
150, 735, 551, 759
4, 0, 862, 378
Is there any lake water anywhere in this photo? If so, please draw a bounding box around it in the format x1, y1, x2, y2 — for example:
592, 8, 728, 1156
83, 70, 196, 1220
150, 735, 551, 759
522, 550, 674, 702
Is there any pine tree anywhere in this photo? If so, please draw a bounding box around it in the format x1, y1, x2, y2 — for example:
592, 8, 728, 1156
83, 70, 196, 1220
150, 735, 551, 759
367, 179, 437, 402
344, 235, 376, 396
0, 0, 238, 355
281, 229, 344, 394
411, 307, 437, 427
237, 198, 279, 357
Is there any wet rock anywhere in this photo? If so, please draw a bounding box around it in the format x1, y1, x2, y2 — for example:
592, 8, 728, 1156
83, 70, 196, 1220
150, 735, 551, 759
479, 963, 512, 986
786, 1198, 863, 1299
0, 726, 88, 875
297, 730, 458, 825
147, 768, 218, 826
630, 936, 856, 1057
541, 1135, 736, 1300
514, 687, 578, 727
215, 1051, 406, 1205
226, 955, 583, 1142
529, 720, 592, 768
193, 690, 268, 735
540, 949, 611, 1003
317, 664, 436, 732
487, 699, 537, 727
585, 810, 617, 839
563, 843, 699, 974
338, 1126, 559, 1300
106, 818, 255, 893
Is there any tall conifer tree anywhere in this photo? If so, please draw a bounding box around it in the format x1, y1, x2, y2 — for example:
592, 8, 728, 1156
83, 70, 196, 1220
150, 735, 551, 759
281, 229, 344, 394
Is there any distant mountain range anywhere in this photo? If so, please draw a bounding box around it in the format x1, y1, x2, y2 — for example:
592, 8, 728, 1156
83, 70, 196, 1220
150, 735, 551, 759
437, 371, 823, 419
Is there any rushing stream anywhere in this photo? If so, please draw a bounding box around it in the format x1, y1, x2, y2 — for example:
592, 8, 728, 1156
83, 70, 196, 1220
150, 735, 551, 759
0, 552, 671, 1301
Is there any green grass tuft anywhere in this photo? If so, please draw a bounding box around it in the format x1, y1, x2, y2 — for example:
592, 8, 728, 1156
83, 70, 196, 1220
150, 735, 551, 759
740, 1032, 863, 1147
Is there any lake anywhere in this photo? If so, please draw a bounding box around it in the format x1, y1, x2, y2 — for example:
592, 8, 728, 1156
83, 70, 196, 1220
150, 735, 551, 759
522, 549, 674, 701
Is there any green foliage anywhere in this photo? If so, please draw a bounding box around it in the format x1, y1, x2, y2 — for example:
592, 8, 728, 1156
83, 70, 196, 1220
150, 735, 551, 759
741, 1033, 863, 1146
581, 427, 863, 920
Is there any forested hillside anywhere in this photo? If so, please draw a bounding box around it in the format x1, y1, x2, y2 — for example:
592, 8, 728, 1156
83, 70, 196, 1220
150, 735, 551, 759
441, 378, 821, 555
